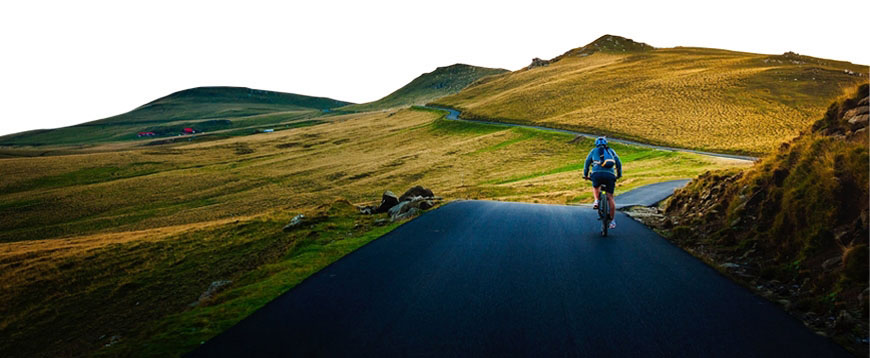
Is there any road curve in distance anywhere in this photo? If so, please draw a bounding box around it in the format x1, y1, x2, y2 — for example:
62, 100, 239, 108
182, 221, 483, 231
427, 106, 758, 162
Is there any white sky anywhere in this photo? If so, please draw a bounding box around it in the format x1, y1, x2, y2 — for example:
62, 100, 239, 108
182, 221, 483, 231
1, 0, 867, 136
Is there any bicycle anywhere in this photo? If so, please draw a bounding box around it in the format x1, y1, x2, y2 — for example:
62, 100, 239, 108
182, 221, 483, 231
584, 177, 612, 237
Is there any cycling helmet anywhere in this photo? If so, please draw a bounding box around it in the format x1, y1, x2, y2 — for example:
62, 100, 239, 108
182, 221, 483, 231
594, 137, 608, 147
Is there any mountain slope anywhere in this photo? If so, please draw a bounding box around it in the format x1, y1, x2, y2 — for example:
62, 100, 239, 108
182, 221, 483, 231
340, 64, 507, 112
661, 84, 869, 354
0, 87, 352, 147
432, 35, 869, 155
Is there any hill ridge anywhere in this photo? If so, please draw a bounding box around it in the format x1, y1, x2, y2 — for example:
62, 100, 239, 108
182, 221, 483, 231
135, 86, 351, 112
526, 35, 654, 69
339, 64, 507, 112
433, 37, 868, 155
561, 34, 654, 57
0, 86, 352, 147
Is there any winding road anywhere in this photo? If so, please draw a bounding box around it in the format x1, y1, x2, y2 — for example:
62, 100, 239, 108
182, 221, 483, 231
190, 182, 848, 357
429, 107, 758, 162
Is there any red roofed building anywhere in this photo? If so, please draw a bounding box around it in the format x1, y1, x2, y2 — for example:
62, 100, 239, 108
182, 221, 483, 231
183, 128, 195, 134
137, 131, 156, 137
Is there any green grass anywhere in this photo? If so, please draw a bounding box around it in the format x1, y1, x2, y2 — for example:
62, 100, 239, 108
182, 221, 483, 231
0, 108, 751, 357
472, 131, 535, 154
94, 201, 403, 357
428, 114, 508, 135
1, 162, 164, 194
491, 161, 584, 184
0, 87, 349, 147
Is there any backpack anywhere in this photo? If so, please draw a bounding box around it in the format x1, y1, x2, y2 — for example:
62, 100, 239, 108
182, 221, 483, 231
597, 146, 616, 169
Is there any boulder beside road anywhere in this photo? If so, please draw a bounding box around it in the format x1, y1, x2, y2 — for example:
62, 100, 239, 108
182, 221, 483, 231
358, 191, 400, 215
398, 186, 434, 202
388, 196, 436, 221
360, 185, 440, 221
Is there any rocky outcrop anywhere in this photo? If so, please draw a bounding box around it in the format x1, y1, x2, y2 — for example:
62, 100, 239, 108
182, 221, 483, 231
378, 191, 400, 212
526, 58, 551, 70
359, 191, 400, 214
282, 214, 307, 232
191, 280, 232, 307
812, 84, 869, 140
388, 196, 436, 221
523, 35, 655, 71
647, 84, 869, 355
399, 186, 434, 202
360, 185, 441, 221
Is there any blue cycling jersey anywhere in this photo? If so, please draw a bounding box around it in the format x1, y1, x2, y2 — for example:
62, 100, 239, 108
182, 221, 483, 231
583, 146, 622, 178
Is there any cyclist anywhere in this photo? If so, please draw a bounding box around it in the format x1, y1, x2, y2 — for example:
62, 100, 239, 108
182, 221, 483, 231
583, 137, 622, 229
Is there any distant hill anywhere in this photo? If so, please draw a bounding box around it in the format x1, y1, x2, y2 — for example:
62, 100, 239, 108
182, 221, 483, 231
340, 64, 507, 112
432, 35, 869, 155
0, 87, 352, 147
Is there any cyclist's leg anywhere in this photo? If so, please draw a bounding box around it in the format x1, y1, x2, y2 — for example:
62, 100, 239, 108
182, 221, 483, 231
603, 175, 616, 218
590, 173, 602, 207
608, 193, 616, 218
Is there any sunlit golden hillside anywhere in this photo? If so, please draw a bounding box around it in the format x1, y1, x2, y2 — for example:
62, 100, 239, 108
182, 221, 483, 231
433, 35, 869, 155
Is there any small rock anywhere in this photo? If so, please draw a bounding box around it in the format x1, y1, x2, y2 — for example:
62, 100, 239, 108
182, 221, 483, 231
821, 256, 841, 271
392, 207, 422, 222
283, 214, 306, 232
373, 218, 389, 226
848, 114, 869, 129
388, 197, 435, 221
387, 201, 409, 218
777, 299, 792, 310
858, 287, 870, 302
836, 310, 856, 329
527, 57, 551, 69
374, 191, 399, 213
416, 198, 435, 210
104, 335, 121, 348
399, 186, 434, 202
198, 280, 232, 303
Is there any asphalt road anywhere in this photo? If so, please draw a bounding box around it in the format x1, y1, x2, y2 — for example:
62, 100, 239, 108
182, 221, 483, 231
429, 107, 758, 162
191, 186, 848, 357
612, 179, 690, 209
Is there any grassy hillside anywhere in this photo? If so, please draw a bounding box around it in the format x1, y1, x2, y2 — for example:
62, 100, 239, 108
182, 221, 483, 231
0, 107, 749, 357
339, 64, 507, 112
0, 87, 351, 147
661, 84, 869, 354
432, 35, 869, 155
